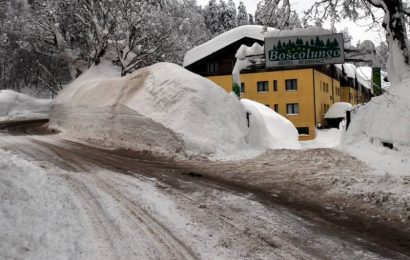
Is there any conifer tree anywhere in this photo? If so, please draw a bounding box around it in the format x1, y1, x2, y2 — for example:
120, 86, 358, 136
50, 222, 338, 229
237, 1, 249, 26
204, 0, 223, 35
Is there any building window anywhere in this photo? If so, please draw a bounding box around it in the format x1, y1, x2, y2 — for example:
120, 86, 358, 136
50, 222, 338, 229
240, 83, 245, 93
257, 81, 269, 92
274, 104, 279, 113
273, 80, 278, 91
207, 62, 218, 74
297, 127, 310, 135
285, 79, 297, 91
265, 104, 270, 107
326, 83, 329, 92
286, 103, 299, 115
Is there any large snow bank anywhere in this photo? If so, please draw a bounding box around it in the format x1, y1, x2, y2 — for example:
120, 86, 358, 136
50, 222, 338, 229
51, 62, 300, 159
0, 90, 51, 119
183, 25, 269, 67
240, 99, 300, 149
325, 102, 353, 119
342, 80, 410, 159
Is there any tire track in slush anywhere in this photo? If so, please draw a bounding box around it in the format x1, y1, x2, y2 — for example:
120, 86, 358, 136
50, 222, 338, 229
1, 120, 409, 259
1, 134, 199, 260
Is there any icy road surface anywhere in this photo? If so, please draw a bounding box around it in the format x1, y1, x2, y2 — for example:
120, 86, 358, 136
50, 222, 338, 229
0, 120, 408, 259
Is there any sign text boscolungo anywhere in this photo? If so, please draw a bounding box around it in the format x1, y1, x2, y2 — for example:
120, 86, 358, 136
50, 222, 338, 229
265, 33, 344, 68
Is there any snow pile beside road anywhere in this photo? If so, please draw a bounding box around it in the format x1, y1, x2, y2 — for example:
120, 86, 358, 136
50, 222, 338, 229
51, 62, 299, 159
240, 99, 300, 149
0, 90, 51, 119
342, 81, 410, 175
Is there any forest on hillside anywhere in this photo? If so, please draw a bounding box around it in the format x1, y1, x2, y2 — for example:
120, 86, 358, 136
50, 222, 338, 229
0, 0, 388, 97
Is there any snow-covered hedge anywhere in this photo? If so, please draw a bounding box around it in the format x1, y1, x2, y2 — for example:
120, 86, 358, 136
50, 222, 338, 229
50, 62, 299, 159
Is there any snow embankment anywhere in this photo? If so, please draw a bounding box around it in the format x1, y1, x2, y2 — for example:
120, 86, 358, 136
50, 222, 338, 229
341, 81, 410, 176
0, 90, 51, 120
50, 62, 299, 159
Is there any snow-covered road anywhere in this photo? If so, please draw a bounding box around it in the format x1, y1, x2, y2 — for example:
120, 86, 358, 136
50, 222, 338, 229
0, 120, 408, 259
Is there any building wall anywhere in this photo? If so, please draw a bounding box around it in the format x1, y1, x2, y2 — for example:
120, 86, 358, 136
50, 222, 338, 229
207, 68, 337, 141
313, 70, 341, 127
341, 87, 358, 105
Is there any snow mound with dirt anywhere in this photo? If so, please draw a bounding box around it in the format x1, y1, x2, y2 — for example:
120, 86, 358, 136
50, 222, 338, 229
51, 62, 299, 159
0, 90, 51, 119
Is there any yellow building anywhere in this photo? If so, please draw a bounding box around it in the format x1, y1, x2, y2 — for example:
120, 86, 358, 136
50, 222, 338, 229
208, 68, 342, 140
184, 25, 372, 140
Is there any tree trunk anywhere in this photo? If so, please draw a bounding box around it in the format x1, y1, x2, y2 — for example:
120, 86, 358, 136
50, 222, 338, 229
383, 0, 410, 85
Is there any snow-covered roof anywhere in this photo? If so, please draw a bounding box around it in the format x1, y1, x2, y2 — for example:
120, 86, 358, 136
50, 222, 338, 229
325, 102, 353, 119
265, 27, 332, 38
342, 63, 357, 79
183, 25, 270, 67
335, 64, 373, 92
356, 67, 373, 91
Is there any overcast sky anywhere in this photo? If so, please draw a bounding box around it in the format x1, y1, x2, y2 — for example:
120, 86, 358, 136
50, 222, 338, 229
196, 0, 386, 44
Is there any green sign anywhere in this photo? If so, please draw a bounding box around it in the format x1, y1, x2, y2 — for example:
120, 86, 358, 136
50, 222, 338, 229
265, 33, 344, 68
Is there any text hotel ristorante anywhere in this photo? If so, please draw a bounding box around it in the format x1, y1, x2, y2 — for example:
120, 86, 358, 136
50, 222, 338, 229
265, 33, 345, 68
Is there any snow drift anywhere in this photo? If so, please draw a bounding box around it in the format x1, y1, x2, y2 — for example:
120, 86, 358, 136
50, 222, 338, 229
240, 99, 300, 149
50, 62, 299, 159
342, 81, 410, 152
0, 90, 51, 119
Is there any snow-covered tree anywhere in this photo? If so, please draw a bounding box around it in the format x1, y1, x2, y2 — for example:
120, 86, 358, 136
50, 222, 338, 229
304, 0, 410, 85
113, 0, 173, 75
340, 27, 353, 48
249, 13, 255, 25
255, 0, 300, 29
376, 41, 389, 70
237, 1, 249, 26
220, 0, 237, 30
162, 0, 210, 65
204, 0, 223, 35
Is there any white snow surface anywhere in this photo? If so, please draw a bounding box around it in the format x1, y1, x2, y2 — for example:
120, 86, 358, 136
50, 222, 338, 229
240, 99, 300, 149
336, 63, 357, 79
183, 25, 269, 67
233, 42, 264, 86
0, 90, 51, 119
325, 102, 353, 119
341, 79, 410, 176
301, 128, 342, 149
51, 62, 299, 160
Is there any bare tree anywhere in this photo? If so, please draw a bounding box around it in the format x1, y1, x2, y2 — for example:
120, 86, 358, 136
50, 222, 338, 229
303, 0, 410, 85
